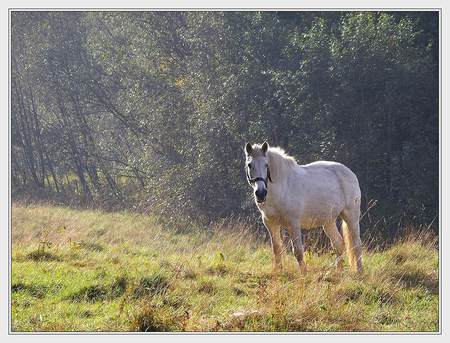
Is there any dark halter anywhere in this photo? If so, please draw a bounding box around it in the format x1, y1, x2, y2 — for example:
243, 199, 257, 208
246, 166, 273, 187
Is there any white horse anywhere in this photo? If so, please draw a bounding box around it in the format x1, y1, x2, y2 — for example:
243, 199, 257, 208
245, 142, 363, 273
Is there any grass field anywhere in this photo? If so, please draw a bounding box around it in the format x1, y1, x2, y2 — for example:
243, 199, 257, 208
11, 203, 439, 332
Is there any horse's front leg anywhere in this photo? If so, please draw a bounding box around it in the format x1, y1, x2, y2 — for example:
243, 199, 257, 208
287, 224, 307, 275
262, 217, 282, 273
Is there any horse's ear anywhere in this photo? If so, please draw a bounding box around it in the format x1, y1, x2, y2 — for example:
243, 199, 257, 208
261, 141, 269, 154
245, 142, 253, 155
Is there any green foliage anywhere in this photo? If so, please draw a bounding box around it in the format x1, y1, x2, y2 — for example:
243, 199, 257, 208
11, 11, 439, 237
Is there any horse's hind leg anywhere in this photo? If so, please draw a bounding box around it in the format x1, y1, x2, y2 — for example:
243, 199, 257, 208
323, 221, 345, 271
287, 225, 307, 275
341, 209, 363, 273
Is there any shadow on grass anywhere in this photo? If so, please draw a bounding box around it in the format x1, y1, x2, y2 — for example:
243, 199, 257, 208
66, 276, 128, 302
12, 282, 62, 299
25, 250, 62, 262
132, 274, 170, 299
78, 240, 104, 252
393, 270, 439, 295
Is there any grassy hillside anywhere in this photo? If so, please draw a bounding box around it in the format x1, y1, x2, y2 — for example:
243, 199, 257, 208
11, 203, 439, 332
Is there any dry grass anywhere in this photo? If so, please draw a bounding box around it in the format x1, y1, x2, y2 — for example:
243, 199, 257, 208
11, 203, 439, 332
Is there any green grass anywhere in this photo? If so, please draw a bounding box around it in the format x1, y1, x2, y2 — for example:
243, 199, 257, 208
11, 203, 439, 332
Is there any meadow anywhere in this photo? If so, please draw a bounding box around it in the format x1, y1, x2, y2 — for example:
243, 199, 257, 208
11, 203, 439, 332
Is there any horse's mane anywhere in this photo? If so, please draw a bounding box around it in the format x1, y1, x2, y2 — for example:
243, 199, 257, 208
267, 147, 298, 179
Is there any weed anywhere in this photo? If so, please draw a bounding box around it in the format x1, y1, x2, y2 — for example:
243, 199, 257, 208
130, 301, 189, 332
198, 280, 216, 294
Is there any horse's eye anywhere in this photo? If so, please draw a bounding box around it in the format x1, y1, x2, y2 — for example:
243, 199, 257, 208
247, 163, 252, 169
265, 163, 268, 168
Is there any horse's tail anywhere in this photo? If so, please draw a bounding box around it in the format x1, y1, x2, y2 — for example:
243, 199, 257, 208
341, 219, 356, 270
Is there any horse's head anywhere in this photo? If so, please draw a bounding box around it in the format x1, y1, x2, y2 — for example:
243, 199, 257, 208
244, 141, 272, 203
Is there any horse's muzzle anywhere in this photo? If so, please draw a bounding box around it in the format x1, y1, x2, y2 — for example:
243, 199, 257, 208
255, 188, 267, 203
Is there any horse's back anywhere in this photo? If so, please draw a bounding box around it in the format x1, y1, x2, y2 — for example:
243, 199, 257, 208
300, 161, 361, 206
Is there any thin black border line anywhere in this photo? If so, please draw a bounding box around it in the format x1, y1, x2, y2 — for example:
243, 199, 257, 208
7, 8, 443, 335
7, 8, 443, 11
438, 6, 442, 335
8, 5, 11, 338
